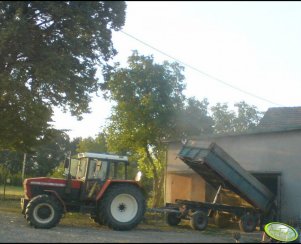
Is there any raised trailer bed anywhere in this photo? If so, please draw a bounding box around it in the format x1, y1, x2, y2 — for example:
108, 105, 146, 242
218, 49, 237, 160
163, 140, 277, 232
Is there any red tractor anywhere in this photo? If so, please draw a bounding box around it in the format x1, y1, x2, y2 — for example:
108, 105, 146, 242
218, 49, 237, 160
21, 152, 146, 231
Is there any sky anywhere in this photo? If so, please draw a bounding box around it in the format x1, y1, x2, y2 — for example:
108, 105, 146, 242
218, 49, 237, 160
51, 1, 301, 139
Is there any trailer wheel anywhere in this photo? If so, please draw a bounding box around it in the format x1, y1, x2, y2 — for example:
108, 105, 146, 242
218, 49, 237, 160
99, 184, 146, 231
25, 194, 62, 229
166, 212, 181, 226
260, 208, 277, 230
190, 211, 208, 231
239, 213, 257, 232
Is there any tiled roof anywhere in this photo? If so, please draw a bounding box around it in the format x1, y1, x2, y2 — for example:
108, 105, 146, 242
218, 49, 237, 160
257, 106, 301, 131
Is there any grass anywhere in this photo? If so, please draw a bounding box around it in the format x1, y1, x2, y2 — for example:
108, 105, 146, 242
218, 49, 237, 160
0, 185, 24, 197
0, 185, 23, 213
0, 198, 21, 213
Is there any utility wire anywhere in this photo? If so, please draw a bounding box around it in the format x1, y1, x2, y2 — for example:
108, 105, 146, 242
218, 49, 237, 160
120, 30, 284, 107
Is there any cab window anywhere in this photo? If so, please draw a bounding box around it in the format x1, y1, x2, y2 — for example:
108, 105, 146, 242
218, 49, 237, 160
87, 159, 108, 180
109, 161, 127, 180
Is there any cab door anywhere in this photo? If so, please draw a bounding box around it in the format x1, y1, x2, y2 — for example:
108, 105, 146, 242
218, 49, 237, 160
82, 159, 108, 200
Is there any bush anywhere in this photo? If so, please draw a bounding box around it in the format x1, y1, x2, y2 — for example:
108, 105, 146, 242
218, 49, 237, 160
9, 173, 23, 186
0, 172, 23, 186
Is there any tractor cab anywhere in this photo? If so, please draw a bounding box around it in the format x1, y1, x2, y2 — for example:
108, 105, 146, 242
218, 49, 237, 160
65, 153, 133, 200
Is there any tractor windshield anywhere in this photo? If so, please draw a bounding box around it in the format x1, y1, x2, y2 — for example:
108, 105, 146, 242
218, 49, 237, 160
87, 159, 108, 180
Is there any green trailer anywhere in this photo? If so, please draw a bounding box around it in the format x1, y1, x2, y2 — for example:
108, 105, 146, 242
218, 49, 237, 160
164, 140, 277, 232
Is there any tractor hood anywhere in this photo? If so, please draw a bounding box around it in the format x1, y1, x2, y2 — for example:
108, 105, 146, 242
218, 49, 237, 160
23, 177, 81, 199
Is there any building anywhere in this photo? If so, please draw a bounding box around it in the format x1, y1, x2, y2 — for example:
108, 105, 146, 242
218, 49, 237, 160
165, 107, 301, 222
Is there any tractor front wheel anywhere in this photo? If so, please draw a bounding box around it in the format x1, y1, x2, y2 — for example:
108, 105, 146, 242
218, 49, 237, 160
99, 184, 145, 231
25, 194, 62, 229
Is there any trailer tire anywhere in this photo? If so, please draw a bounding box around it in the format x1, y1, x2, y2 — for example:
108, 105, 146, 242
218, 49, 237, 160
99, 184, 146, 231
190, 211, 208, 231
25, 194, 62, 229
166, 212, 181, 226
239, 213, 257, 232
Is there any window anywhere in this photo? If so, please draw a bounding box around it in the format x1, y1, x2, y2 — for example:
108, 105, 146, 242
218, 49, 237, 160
87, 159, 108, 180
109, 161, 126, 180
76, 158, 88, 179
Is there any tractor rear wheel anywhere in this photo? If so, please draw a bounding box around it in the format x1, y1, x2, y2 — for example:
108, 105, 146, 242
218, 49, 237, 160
90, 206, 105, 225
25, 194, 62, 229
99, 184, 145, 231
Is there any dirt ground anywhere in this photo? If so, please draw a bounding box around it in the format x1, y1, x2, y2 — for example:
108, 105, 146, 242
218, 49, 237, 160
0, 210, 264, 243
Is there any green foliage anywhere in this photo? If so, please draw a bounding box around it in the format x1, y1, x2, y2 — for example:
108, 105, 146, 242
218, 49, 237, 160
0, 151, 23, 174
50, 163, 65, 179
104, 50, 186, 147
211, 101, 263, 134
233, 101, 264, 132
0, 1, 126, 151
24, 129, 71, 177
0, 171, 23, 186
176, 97, 214, 138
76, 133, 107, 153
211, 103, 236, 134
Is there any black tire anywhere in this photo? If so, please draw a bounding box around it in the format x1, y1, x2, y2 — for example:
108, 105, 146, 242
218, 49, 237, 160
99, 184, 146, 231
166, 212, 181, 226
214, 211, 230, 228
90, 207, 105, 225
260, 208, 277, 231
239, 213, 257, 232
25, 194, 63, 229
190, 211, 208, 231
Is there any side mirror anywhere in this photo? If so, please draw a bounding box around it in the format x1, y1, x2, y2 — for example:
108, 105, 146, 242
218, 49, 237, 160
64, 158, 69, 169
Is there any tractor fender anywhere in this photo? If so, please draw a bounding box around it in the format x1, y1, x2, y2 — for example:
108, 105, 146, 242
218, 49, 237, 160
95, 179, 143, 202
44, 190, 67, 213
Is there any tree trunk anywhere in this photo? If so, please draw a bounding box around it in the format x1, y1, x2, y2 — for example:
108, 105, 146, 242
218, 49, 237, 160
152, 168, 164, 208
3, 174, 7, 200
144, 146, 164, 208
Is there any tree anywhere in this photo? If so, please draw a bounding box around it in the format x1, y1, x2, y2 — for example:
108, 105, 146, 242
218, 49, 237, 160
25, 129, 71, 177
233, 101, 264, 132
211, 102, 263, 134
176, 97, 214, 138
103, 51, 186, 207
0, 1, 126, 151
211, 103, 236, 134
76, 133, 107, 153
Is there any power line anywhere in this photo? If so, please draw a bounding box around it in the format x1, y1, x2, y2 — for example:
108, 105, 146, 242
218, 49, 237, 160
120, 30, 284, 107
